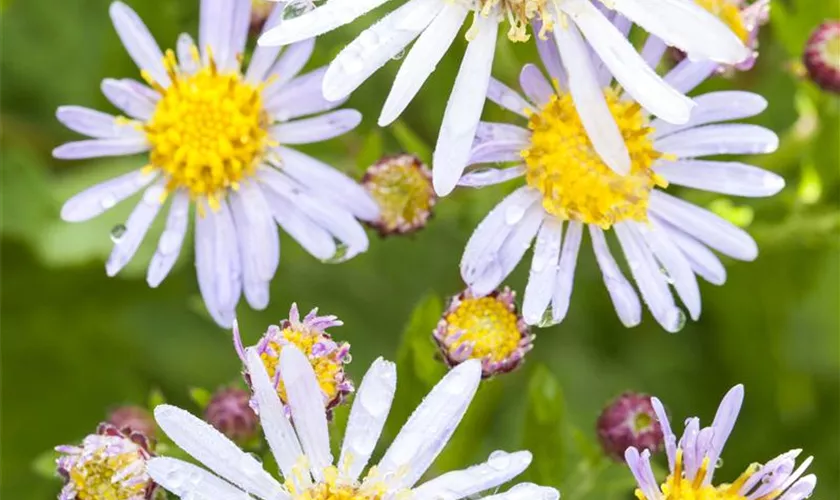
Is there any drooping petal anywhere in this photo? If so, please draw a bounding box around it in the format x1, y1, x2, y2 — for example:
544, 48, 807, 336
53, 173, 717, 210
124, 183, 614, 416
147, 191, 190, 287
106, 180, 166, 277
262, 189, 337, 261
637, 222, 702, 320
523, 218, 562, 324
589, 225, 641, 327
551, 220, 582, 323
229, 184, 279, 309
653, 216, 727, 286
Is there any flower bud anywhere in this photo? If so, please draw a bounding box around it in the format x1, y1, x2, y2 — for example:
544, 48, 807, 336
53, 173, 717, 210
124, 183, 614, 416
107, 405, 156, 439
362, 154, 436, 236
204, 387, 260, 443
597, 392, 664, 461
804, 21, 840, 94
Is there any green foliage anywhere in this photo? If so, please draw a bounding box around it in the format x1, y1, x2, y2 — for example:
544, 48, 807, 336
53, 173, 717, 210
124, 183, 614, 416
521, 365, 567, 488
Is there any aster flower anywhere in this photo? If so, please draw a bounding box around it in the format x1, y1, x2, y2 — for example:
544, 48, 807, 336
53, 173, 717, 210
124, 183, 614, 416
433, 287, 533, 378
362, 153, 437, 236
146, 345, 560, 499
233, 303, 354, 414
53, 1, 379, 327
804, 20, 840, 94
625, 385, 817, 500
259, 0, 751, 196
56, 423, 156, 500
456, 18, 783, 332
596, 392, 663, 461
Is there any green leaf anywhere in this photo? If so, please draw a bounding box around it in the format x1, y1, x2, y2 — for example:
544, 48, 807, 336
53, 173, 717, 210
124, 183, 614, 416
188, 387, 213, 410
355, 129, 384, 173
31, 449, 60, 481
391, 121, 432, 165
521, 364, 566, 488
148, 388, 167, 411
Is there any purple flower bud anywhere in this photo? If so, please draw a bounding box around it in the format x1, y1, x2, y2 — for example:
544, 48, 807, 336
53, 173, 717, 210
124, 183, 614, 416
205, 387, 259, 443
804, 21, 840, 94
597, 392, 664, 461
107, 405, 156, 439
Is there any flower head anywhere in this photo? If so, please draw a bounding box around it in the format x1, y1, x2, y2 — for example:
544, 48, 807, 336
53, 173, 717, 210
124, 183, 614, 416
434, 287, 533, 378
597, 392, 663, 461
258, 0, 751, 197
625, 385, 817, 500
234, 304, 354, 414
205, 387, 260, 444
804, 20, 840, 94
56, 423, 156, 500
362, 154, 436, 236
457, 18, 783, 332
108, 406, 157, 439
689, 0, 770, 71
54, 1, 378, 327
146, 344, 559, 499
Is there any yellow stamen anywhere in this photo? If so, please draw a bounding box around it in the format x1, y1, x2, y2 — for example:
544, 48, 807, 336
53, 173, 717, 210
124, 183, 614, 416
288, 465, 387, 500
522, 89, 667, 229
443, 296, 522, 363
473, 0, 552, 42
694, 0, 750, 43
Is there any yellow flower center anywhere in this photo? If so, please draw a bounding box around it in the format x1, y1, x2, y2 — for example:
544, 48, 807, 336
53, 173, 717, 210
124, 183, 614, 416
637, 450, 765, 500
260, 327, 346, 405
143, 50, 272, 209
288, 465, 386, 500
475, 0, 552, 42
522, 89, 667, 229
68, 443, 148, 500
444, 296, 522, 363
695, 0, 749, 43
363, 155, 435, 234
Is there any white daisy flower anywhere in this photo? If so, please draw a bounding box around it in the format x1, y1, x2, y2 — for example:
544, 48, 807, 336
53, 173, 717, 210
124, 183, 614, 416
455, 21, 783, 332
258, 0, 750, 195
53, 1, 379, 328
146, 345, 560, 500
625, 385, 817, 500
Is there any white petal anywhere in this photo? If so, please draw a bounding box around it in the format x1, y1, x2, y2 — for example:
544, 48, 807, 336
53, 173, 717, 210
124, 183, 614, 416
649, 190, 758, 261
246, 6, 285, 84
486, 77, 532, 117
265, 68, 347, 121
778, 475, 817, 500
475, 121, 531, 144
624, 448, 662, 500
322, 0, 444, 102
60, 169, 157, 222
589, 225, 642, 327
637, 221, 702, 320
432, 14, 497, 196
101, 78, 157, 120
553, 20, 630, 175
245, 349, 303, 479
551, 220, 582, 323
655, 124, 778, 157
653, 216, 727, 285
279, 346, 333, 481
458, 166, 526, 188
147, 191, 190, 287
229, 185, 279, 310
703, 384, 744, 485
177, 33, 200, 75
664, 59, 719, 94
153, 405, 285, 498
262, 39, 316, 96
194, 203, 240, 328
652, 91, 768, 139
263, 189, 338, 261
523, 217, 562, 325
56, 106, 142, 139
339, 358, 397, 482
106, 180, 166, 276
481, 483, 560, 500
468, 140, 528, 165
146, 457, 255, 499
534, 23, 566, 87
519, 63, 554, 107
199, 0, 235, 66
379, 3, 467, 126
610, 0, 750, 63
563, 0, 694, 124
655, 159, 784, 197
411, 450, 532, 498
53, 138, 149, 160
226, 0, 252, 71
109, 2, 170, 87
258, 0, 395, 46
376, 360, 482, 489
641, 34, 668, 69
270, 110, 362, 145
274, 147, 379, 221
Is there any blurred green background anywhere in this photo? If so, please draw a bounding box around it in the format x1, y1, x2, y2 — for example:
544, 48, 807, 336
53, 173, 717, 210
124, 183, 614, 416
1, 0, 838, 498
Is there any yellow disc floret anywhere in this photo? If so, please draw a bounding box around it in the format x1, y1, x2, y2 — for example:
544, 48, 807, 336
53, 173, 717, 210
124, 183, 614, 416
363, 154, 436, 235
144, 50, 271, 209
637, 449, 763, 500
694, 0, 750, 43
287, 465, 386, 500
475, 0, 552, 42
65, 436, 150, 500
443, 296, 522, 363
522, 89, 667, 229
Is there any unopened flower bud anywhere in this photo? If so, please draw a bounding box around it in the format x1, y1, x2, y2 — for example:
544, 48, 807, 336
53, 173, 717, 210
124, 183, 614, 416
108, 405, 156, 439
597, 392, 664, 461
804, 21, 840, 94
362, 154, 436, 236
204, 387, 259, 443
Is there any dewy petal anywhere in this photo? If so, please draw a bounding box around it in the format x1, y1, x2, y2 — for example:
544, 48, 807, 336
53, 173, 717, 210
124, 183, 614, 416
474, 122, 531, 144
589, 225, 642, 327
194, 204, 237, 328
225, 0, 252, 71
651, 396, 677, 471
228, 185, 279, 310
551, 220, 583, 323
655, 124, 779, 157
279, 346, 333, 481
245, 349, 304, 480
101, 78, 157, 120
177, 33, 200, 75
649, 191, 758, 261
339, 358, 397, 482
468, 140, 528, 166
637, 222, 702, 321
523, 218, 563, 324
376, 359, 482, 489
411, 450, 533, 498
322, 0, 444, 102
519, 64, 554, 107
147, 190, 190, 288
553, 19, 630, 175
458, 166, 526, 188
146, 457, 254, 499
624, 448, 662, 500
109, 2, 170, 87
778, 475, 817, 500
379, 3, 468, 126
258, 0, 396, 46
265, 68, 348, 121
56, 106, 142, 139
60, 168, 157, 222
153, 405, 286, 498
106, 180, 166, 277
262, 39, 316, 96
702, 384, 744, 485
270, 110, 362, 145
432, 13, 497, 196
481, 483, 560, 500
486, 77, 532, 118
52, 138, 149, 160
563, 0, 694, 124
608, 0, 750, 64
199, 0, 234, 67
654, 216, 727, 286
262, 189, 337, 261
655, 159, 784, 197
652, 91, 768, 139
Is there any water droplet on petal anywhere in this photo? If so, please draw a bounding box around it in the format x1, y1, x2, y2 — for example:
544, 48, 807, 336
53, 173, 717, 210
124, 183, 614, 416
715, 457, 724, 468
391, 49, 405, 60
159, 229, 182, 254
101, 194, 117, 209
110, 224, 127, 243
488, 450, 511, 470
537, 306, 561, 328
321, 241, 350, 264
666, 308, 687, 333
505, 204, 526, 225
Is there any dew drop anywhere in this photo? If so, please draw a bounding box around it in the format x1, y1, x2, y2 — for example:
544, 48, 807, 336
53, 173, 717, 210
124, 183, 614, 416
391, 49, 405, 60
101, 194, 117, 210
159, 229, 182, 255
505, 204, 526, 224
660, 267, 675, 284
666, 308, 687, 333
715, 457, 724, 468
321, 241, 350, 264
281, 0, 316, 20
537, 306, 560, 328
110, 224, 127, 243
488, 450, 511, 470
